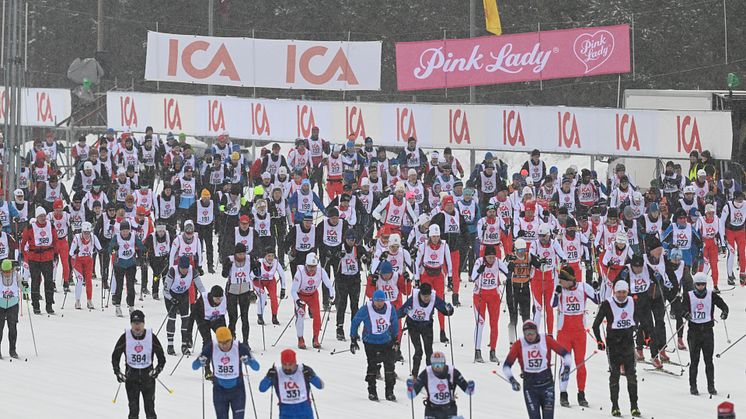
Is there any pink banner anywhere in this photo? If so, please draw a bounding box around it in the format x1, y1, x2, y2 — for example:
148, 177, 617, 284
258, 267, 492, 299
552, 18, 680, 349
396, 24, 630, 91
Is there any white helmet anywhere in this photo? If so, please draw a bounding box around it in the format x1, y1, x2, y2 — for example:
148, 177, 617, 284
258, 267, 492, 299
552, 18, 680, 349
395, 181, 406, 192
632, 191, 643, 203
613, 280, 629, 292
417, 214, 431, 226
697, 169, 707, 178
615, 230, 628, 245
389, 234, 401, 247
538, 223, 551, 236
684, 185, 696, 194
81, 222, 92, 233
693, 272, 708, 285
429, 224, 441, 236
522, 186, 534, 196
305, 253, 319, 266
515, 238, 527, 250
705, 204, 716, 213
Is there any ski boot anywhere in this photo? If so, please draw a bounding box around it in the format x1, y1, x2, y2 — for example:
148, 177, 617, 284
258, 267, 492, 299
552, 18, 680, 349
440, 330, 449, 343
336, 326, 346, 341
167, 345, 176, 356
452, 293, 460, 307
659, 350, 671, 362
690, 386, 699, 395
474, 349, 484, 363
385, 390, 396, 401
651, 357, 663, 369
298, 337, 306, 349
368, 388, 378, 401
489, 350, 499, 363
577, 391, 589, 407
312, 335, 321, 349
208, 266, 215, 274
611, 406, 621, 417
141, 288, 150, 296
75, 300, 82, 310
741, 273, 746, 286
677, 337, 687, 350
560, 391, 570, 407
709, 386, 718, 396
367, 375, 378, 401
257, 315, 265, 326
635, 348, 644, 361
728, 274, 736, 286
631, 406, 641, 417
33, 306, 41, 315
128, 306, 135, 315
87, 300, 95, 309
713, 286, 720, 294
46, 304, 55, 315
384, 373, 396, 401
152, 291, 160, 300
272, 315, 280, 325
63, 282, 70, 293
9, 349, 18, 359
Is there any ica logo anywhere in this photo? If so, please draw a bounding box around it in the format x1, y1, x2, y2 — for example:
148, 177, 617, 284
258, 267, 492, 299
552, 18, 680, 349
120, 96, 138, 127
449, 109, 470, 144
286, 45, 359, 86
615, 113, 639, 151
296, 105, 316, 138
502, 110, 526, 146
163, 97, 182, 130
36, 92, 54, 123
251, 103, 271, 136
396, 107, 417, 143
345, 106, 366, 140
208, 100, 225, 132
676, 115, 702, 154
557, 112, 581, 149
167, 39, 240, 81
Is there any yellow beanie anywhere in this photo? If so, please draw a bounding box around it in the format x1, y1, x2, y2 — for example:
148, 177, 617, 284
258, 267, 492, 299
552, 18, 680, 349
201, 188, 211, 199
216, 326, 232, 342
231, 151, 240, 161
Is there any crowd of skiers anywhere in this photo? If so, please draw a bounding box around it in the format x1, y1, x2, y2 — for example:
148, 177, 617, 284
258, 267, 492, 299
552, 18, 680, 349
0, 127, 743, 418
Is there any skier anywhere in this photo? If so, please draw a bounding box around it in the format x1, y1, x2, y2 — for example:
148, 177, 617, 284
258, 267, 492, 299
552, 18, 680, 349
397, 283, 453, 377
505, 238, 533, 343
291, 253, 335, 349
720, 191, 746, 285
251, 247, 286, 326
430, 195, 467, 306
144, 223, 172, 300
592, 280, 641, 417
552, 266, 598, 407
191, 284, 228, 349
192, 326, 260, 419
20, 207, 60, 314
406, 351, 475, 419
111, 310, 166, 419
222, 243, 255, 347
699, 204, 723, 292
191, 188, 217, 274
681, 272, 729, 395
316, 207, 349, 311
0, 259, 23, 359
69, 221, 102, 309
285, 213, 317, 277
529, 222, 566, 335
109, 221, 145, 317
163, 255, 206, 355
503, 320, 572, 419
350, 290, 399, 401
415, 224, 452, 343
470, 245, 509, 363
259, 349, 325, 419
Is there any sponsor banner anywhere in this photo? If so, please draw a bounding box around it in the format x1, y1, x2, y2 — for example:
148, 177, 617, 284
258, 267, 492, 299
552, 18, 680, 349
0, 87, 71, 127
144, 31, 382, 91
107, 91, 732, 159
395, 24, 630, 90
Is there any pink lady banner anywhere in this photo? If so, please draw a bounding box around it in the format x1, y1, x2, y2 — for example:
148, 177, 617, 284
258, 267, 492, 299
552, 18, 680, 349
395, 24, 630, 90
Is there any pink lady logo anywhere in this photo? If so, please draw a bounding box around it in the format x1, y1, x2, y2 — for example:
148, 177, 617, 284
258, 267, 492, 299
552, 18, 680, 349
573, 30, 615, 74
134, 344, 143, 353
221, 356, 230, 365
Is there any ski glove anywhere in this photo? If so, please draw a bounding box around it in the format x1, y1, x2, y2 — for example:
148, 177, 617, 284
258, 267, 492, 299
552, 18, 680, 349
295, 299, 305, 309
149, 365, 163, 379
328, 296, 335, 306
241, 355, 260, 371
350, 337, 360, 354
560, 365, 570, 382
280, 289, 286, 299
406, 378, 416, 399
555, 285, 563, 295
597, 341, 606, 351
509, 377, 521, 392
446, 303, 454, 315
465, 380, 476, 395
721, 311, 728, 320
115, 371, 127, 383
447, 277, 453, 291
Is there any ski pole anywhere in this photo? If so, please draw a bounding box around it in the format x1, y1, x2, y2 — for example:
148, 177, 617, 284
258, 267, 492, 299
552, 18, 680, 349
244, 364, 259, 419
201, 365, 205, 419
490, 369, 513, 385
270, 387, 274, 419
447, 313, 455, 366
317, 305, 332, 352
156, 377, 174, 394
653, 322, 687, 361
716, 331, 746, 358
25, 289, 38, 356
261, 320, 266, 352
311, 390, 321, 419
112, 382, 122, 403
156, 303, 177, 336
61, 289, 68, 310
723, 318, 731, 344
569, 350, 599, 375
170, 327, 199, 376
330, 348, 350, 355
663, 300, 686, 367
407, 331, 415, 419
469, 393, 473, 419
272, 310, 297, 347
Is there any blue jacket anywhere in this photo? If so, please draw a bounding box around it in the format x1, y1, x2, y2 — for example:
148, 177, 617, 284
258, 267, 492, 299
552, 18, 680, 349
288, 190, 326, 222
108, 234, 145, 269
350, 301, 399, 345
191, 340, 259, 390
660, 223, 702, 266
0, 201, 19, 233
397, 294, 451, 330
259, 364, 323, 419
458, 198, 481, 234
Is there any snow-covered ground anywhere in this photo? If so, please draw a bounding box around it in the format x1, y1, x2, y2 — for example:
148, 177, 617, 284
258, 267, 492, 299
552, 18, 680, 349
5, 149, 737, 419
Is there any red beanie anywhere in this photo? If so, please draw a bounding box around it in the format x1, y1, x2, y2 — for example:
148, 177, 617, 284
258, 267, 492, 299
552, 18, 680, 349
281, 349, 296, 365
718, 401, 735, 418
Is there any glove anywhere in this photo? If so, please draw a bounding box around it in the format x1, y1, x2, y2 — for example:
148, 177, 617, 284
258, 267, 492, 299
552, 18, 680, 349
280, 289, 286, 300
554, 285, 562, 295
21, 280, 29, 289
403, 271, 411, 282
477, 264, 486, 274
721, 311, 728, 320
447, 276, 453, 291
149, 365, 163, 379
198, 267, 205, 276
560, 365, 570, 382
241, 355, 260, 371
719, 245, 727, 254
361, 254, 371, 266
198, 355, 208, 367
591, 280, 599, 290
446, 303, 454, 315
115, 371, 127, 383
509, 377, 521, 392
465, 380, 476, 396
371, 273, 379, 284
379, 251, 389, 262
414, 277, 421, 288
406, 378, 416, 399
597, 341, 606, 351
295, 299, 305, 309
350, 337, 359, 354
328, 296, 335, 306
505, 254, 517, 261
683, 311, 691, 320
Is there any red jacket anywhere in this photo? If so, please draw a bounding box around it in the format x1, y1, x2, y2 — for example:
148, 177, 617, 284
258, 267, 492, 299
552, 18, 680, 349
21, 220, 60, 262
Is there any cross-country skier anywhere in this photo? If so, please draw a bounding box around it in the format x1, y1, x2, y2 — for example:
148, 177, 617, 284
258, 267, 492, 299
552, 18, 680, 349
192, 285, 228, 350
470, 244, 509, 363
503, 319, 572, 419
111, 310, 166, 419
415, 224, 452, 343
406, 351, 475, 419
291, 253, 335, 349
680, 272, 729, 396
251, 247, 286, 326
0, 259, 23, 359
163, 255, 206, 355
221, 243, 256, 347
192, 326, 260, 419
592, 280, 641, 417
397, 283, 453, 377
350, 290, 399, 401
191, 188, 217, 274
109, 221, 145, 317
335, 230, 368, 341
259, 349, 325, 419
69, 221, 102, 309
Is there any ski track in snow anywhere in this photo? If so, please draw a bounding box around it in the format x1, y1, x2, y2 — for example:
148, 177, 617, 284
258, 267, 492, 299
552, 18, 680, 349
3, 151, 738, 419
